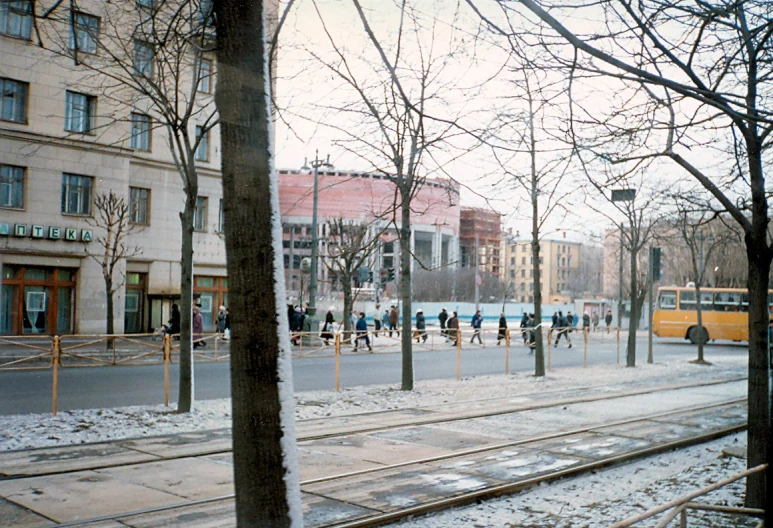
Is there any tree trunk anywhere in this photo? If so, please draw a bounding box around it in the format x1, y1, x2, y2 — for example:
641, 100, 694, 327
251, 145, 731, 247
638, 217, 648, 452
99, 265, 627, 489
215, 1, 303, 525
105, 276, 114, 335
342, 277, 353, 345
400, 195, 414, 390
626, 244, 638, 367
744, 223, 772, 512
177, 195, 195, 413
529, 108, 545, 376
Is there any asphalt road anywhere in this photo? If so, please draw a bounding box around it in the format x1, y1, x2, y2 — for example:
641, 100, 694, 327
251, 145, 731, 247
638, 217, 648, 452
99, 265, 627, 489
0, 334, 748, 415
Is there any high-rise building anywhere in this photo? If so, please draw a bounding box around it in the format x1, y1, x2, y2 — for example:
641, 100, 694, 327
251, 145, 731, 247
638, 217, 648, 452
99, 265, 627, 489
459, 207, 502, 277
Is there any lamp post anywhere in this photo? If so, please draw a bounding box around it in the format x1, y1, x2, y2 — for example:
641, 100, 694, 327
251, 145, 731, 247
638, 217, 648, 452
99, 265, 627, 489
300, 151, 333, 330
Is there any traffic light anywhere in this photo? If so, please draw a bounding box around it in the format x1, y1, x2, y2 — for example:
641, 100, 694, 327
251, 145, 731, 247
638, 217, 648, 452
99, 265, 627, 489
652, 247, 662, 280
368, 270, 374, 283
387, 267, 395, 282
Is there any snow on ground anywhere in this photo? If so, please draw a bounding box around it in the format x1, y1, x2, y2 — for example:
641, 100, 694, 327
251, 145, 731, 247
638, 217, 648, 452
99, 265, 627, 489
0, 351, 756, 527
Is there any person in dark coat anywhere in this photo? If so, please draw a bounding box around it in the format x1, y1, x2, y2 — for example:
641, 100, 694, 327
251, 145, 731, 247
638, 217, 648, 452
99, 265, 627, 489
582, 312, 591, 334
438, 308, 449, 338
448, 311, 460, 345
520, 312, 529, 344
415, 309, 427, 343
605, 309, 613, 333
321, 306, 335, 346
527, 313, 536, 351
389, 306, 399, 337
497, 313, 507, 346
354, 312, 372, 351
470, 310, 483, 344
168, 304, 181, 338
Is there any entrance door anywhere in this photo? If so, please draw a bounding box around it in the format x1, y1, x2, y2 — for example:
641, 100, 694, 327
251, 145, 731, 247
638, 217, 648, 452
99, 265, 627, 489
124, 273, 147, 333
0, 266, 75, 335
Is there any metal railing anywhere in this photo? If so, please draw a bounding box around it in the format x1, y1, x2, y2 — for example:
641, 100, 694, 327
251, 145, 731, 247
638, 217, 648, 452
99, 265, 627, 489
608, 464, 766, 527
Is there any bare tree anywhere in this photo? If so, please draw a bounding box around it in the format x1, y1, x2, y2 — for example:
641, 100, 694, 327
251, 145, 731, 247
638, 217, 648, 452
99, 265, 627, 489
466, 0, 772, 509
322, 218, 384, 338
84, 191, 141, 335
215, 0, 303, 525
35, 0, 218, 412
287, 0, 483, 390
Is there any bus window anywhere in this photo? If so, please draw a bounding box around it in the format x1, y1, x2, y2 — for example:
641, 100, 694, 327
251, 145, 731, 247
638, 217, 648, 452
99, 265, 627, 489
714, 291, 741, 311
741, 293, 749, 312
680, 290, 697, 310
659, 290, 677, 310
701, 292, 713, 311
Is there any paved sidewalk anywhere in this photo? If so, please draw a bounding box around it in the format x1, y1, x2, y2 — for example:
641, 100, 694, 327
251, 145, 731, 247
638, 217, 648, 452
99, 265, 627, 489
0, 377, 747, 527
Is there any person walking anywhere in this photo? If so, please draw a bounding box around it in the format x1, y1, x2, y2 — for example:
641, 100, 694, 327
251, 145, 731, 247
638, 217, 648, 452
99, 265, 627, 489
389, 305, 399, 337
354, 312, 372, 352
520, 312, 529, 344
605, 309, 613, 333
497, 312, 507, 346
527, 313, 536, 351
167, 304, 181, 339
448, 311, 460, 345
223, 308, 231, 340
592, 311, 600, 332
470, 310, 483, 344
321, 306, 335, 346
415, 309, 427, 343
192, 305, 205, 348
554, 311, 572, 348
582, 312, 591, 335
216, 305, 227, 335
438, 308, 449, 339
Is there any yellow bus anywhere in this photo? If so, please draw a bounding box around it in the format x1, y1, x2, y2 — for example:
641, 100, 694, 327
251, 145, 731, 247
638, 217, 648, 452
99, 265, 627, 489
653, 286, 773, 344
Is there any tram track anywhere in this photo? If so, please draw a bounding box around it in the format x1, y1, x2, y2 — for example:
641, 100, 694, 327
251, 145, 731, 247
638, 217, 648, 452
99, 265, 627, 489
0, 377, 747, 528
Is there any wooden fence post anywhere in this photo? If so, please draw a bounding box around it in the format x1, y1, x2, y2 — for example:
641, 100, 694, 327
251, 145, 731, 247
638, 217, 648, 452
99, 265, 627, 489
505, 328, 510, 375
52, 335, 60, 416
335, 332, 341, 392
456, 328, 462, 380
164, 334, 171, 406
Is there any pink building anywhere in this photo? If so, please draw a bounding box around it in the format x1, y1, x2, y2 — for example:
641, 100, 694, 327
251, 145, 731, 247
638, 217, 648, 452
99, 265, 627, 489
277, 170, 460, 298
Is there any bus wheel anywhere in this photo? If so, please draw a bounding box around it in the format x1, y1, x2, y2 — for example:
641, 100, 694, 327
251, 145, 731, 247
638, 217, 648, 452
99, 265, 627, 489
688, 326, 708, 345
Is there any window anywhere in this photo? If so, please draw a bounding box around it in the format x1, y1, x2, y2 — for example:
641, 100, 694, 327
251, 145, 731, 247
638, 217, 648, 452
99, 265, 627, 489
198, 58, 212, 93
69, 11, 99, 54
520, 269, 525, 278
61, 174, 92, 215
0, 164, 24, 208
136, 0, 155, 7
130, 113, 151, 151
199, 0, 213, 25
0, 0, 31, 39
194, 126, 208, 161
133, 40, 154, 77
0, 78, 26, 123
194, 196, 207, 231
521, 257, 525, 265
65, 91, 95, 133
129, 187, 149, 224
659, 291, 677, 310
218, 199, 224, 232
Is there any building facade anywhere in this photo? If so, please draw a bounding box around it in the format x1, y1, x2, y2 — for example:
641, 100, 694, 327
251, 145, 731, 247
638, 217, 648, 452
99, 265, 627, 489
459, 207, 502, 277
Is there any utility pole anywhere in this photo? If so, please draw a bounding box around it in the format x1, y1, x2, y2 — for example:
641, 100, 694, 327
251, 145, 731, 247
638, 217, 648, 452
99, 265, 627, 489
647, 245, 654, 364
474, 233, 480, 312
618, 223, 624, 331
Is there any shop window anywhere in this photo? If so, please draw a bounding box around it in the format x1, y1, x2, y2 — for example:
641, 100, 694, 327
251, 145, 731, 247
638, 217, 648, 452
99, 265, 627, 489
0, 266, 76, 335
0, 78, 27, 123
0, 164, 24, 208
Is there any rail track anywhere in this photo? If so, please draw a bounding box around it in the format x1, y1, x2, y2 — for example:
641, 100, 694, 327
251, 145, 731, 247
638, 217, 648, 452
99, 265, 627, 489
0, 377, 748, 528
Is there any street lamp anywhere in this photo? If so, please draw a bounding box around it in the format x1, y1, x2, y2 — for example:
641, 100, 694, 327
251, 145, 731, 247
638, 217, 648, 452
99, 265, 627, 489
300, 151, 333, 327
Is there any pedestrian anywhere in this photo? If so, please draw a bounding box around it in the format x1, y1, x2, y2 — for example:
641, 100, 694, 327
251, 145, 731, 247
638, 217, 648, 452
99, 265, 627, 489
497, 312, 507, 346
389, 305, 399, 337
470, 309, 483, 344
448, 311, 460, 345
193, 305, 205, 348
216, 305, 227, 335
373, 303, 382, 338
354, 312, 372, 352
592, 311, 599, 332
554, 311, 572, 348
552, 311, 558, 327
520, 312, 529, 344
291, 306, 304, 346
438, 308, 449, 339
415, 309, 427, 343
527, 313, 536, 351
321, 306, 335, 346
582, 312, 591, 334
167, 303, 181, 339
605, 309, 613, 333
223, 308, 231, 340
